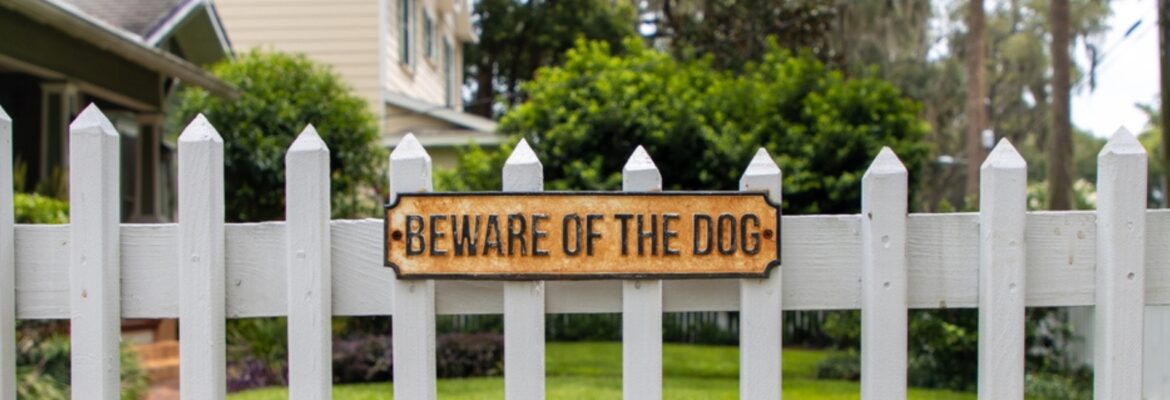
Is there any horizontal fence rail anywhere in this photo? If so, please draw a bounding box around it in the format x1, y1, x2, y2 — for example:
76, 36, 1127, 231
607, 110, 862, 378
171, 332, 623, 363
2, 104, 1169, 399
12, 212, 1170, 318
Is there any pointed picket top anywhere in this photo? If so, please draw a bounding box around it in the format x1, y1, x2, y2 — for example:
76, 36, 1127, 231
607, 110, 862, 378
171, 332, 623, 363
624, 145, 657, 172
503, 139, 542, 192
743, 148, 780, 177
0, 104, 10, 122
739, 148, 781, 201
70, 103, 118, 138
391, 133, 431, 162
178, 114, 223, 144
863, 147, 907, 179
1100, 127, 1145, 158
623, 145, 661, 191
288, 124, 328, 154
389, 133, 432, 201
505, 139, 541, 167
981, 138, 1026, 171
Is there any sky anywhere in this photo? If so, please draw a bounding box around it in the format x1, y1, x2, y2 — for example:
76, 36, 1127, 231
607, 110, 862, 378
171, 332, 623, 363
1071, 0, 1160, 138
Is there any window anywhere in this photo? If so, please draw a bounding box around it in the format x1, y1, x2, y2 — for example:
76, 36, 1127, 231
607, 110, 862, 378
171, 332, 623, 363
39, 82, 78, 182
423, 13, 434, 60
444, 39, 455, 107
398, 0, 412, 66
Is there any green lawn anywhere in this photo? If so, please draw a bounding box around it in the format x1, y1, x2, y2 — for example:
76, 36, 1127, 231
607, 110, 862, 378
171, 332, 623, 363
229, 342, 974, 399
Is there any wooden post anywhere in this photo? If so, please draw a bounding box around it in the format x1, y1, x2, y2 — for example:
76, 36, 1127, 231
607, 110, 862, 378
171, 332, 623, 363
178, 114, 227, 399
390, 133, 437, 400
503, 139, 546, 400
1095, 128, 1146, 399
69, 104, 121, 399
739, 148, 783, 400
286, 125, 332, 399
977, 139, 1027, 400
0, 105, 14, 400
861, 147, 908, 399
622, 145, 662, 400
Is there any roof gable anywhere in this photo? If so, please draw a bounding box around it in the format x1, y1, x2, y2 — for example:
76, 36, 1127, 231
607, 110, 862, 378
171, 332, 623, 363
64, 0, 188, 38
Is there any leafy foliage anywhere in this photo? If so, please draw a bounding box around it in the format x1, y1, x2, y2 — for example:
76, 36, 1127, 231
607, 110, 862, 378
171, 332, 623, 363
226, 318, 288, 390
814, 350, 860, 381
168, 50, 385, 222
464, 0, 637, 117
332, 334, 392, 384
649, 0, 840, 70
441, 38, 930, 214
546, 314, 621, 342
227, 357, 285, 393
1139, 103, 1167, 206
663, 313, 738, 345
820, 307, 1089, 394
15, 322, 149, 400
436, 333, 504, 378
14, 193, 68, 224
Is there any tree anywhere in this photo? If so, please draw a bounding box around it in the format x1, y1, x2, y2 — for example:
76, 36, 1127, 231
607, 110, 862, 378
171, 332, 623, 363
647, 0, 840, 70
1049, 0, 1074, 210
464, 0, 637, 118
440, 38, 931, 214
168, 50, 386, 222
1140, 103, 1167, 206
966, 0, 988, 201
908, 0, 1109, 210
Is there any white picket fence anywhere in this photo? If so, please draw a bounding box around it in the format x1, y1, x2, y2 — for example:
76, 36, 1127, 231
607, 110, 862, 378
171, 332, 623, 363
2, 103, 1170, 399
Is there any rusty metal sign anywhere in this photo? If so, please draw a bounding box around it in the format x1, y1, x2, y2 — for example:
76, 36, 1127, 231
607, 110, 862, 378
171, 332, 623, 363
384, 192, 781, 280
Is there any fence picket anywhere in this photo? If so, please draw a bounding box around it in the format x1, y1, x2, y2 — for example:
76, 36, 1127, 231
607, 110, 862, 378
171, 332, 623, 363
1095, 128, 1146, 399
861, 147, 909, 399
68, 105, 121, 399
976, 139, 1027, 399
177, 115, 227, 399
738, 148, 783, 400
286, 125, 332, 399
0, 106, 13, 400
502, 139, 546, 400
621, 146, 663, 400
390, 133, 437, 400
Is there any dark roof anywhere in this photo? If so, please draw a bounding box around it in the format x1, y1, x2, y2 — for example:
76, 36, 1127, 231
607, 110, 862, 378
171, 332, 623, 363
63, 0, 188, 38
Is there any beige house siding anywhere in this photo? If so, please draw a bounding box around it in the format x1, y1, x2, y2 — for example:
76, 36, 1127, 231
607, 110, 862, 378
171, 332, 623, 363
214, 0, 383, 116
385, 0, 463, 110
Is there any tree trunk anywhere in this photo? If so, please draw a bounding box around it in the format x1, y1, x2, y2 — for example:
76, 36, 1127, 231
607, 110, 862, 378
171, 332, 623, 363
1048, 0, 1073, 210
469, 58, 495, 118
1160, 0, 1170, 207
964, 0, 987, 203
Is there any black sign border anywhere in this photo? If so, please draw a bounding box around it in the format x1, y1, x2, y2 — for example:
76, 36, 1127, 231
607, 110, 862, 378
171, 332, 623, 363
383, 191, 782, 280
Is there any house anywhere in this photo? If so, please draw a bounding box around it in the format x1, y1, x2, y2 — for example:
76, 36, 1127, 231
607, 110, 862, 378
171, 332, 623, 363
214, 0, 503, 168
0, 0, 236, 223
0, 0, 236, 374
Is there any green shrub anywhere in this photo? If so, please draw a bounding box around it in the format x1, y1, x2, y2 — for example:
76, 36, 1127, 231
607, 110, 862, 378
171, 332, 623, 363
227, 318, 288, 387
546, 314, 621, 342
14, 193, 68, 224
1025, 371, 1091, 400
169, 50, 386, 222
822, 308, 1088, 393
15, 322, 150, 399
814, 351, 860, 381
663, 313, 738, 345
440, 38, 930, 215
